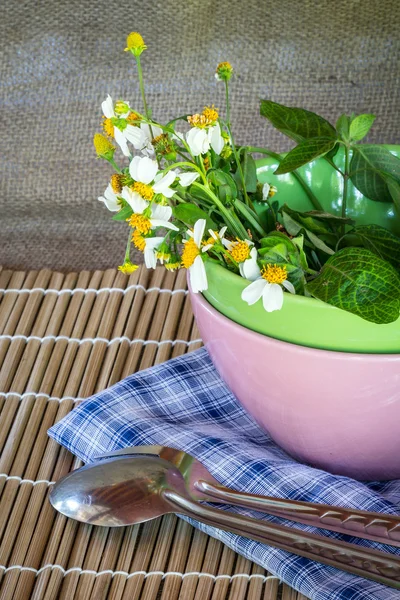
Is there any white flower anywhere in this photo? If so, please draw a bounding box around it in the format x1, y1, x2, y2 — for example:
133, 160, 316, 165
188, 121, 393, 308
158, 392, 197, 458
186, 123, 225, 157
186, 128, 210, 156
98, 184, 120, 212
177, 172, 200, 187
182, 219, 208, 293
223, 239, 260, 281
102, 94, 146, 157
129, 156, 177, 199
143, 237, 165, 269
122, 187, 178, 232
202, 226, 228, 252
241, 264, 296, 313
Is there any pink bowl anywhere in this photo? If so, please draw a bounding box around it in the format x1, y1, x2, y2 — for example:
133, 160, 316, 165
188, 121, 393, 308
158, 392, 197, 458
190, 288, 400, 481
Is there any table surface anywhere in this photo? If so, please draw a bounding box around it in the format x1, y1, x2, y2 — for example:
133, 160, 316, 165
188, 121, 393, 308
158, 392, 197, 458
0, 265, 309, 600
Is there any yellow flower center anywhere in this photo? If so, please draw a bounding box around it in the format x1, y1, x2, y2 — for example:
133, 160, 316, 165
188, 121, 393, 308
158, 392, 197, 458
111, 174, 123, 193
261, 264, 288, 284
187, 105, 219, 128
229, 240, 251, 263
132, 229, 146, 251
132, 181, 154, 201
125, 32, 147, 53
93, 133, 115, 156
216, 62, 233, 81
127, 111, 141, 125
157, 250, 171, 262
202, 235, 215, 247
128, 214, 152, 234
118, 261, 139, 275
102, 117, 114, 138
165, 260, 181, 271
181, 238, 200, 268
202, 105, 219, 122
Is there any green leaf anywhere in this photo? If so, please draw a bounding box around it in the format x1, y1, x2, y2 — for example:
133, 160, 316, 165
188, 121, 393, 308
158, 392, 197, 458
242, 153, 258, 193
386, 177, 400, 213
259, 231, 295, 251
274, 138, 337, 175
305, 230, 335, 255
258, 243, 289, 262
281, 211, 302, 236
350, 145, 400, 202
301, 210, 354, 226
307, 247, 400, 324
349, 114, 376, 141
260, 100, 337, 143
112, 203, 133, 221
336, 114, 350, 139
172, 203, 216, 230
208, 169, 238, 204
353, 224, 400, 271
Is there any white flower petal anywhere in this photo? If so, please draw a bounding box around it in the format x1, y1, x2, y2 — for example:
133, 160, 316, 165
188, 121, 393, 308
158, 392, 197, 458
151, 204, 172, 221
137, 157, 158, 184
240, 256, 261, 282
129, 156, 141, 181
121, 188, 148, 213
262, 283, 284, 312
150, 219, 179, 231
178, 172, 200, 187
186, 128, 210, 156
114, 127, 130, 157
193, 219, 206, 247
101, 95, 114, 119
140, 123, 163, 141
283, 280, 296, 294
153, 171, 177, 195
262, 183, 270, 200
241, 278, 266, 306
202, 244, 213, 252
209, 123, 225, 155
124, 125, 146, 149
98, 184, 120, 211
219, 226, 228, 239
189, 255, 208, 293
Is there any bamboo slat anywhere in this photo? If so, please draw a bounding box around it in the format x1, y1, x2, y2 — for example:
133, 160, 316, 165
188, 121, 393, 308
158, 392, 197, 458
0, 265, 306, 600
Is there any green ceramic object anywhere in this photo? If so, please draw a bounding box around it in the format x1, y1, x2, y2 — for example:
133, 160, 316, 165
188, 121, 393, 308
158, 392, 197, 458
202, 146, 400, 354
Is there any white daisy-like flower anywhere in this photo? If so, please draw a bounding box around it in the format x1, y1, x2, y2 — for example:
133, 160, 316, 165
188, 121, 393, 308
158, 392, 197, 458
143, 237, 165, 269
241, 264, 296, 313
182, 219, 208, 294
98, 184, 120, 212
223, 239, 260, 281
186, 123, 225, 157
102, 95, 146, 157
129, 156, 178, 200
122, 187, 178, 233
202, 226, 228, 252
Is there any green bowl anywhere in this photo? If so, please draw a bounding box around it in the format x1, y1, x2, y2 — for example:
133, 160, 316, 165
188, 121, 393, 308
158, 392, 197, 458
202, 146, 400, 354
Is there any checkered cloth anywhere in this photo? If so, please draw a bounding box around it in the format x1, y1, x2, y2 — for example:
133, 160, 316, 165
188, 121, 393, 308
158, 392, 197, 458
48, 348, 400, 600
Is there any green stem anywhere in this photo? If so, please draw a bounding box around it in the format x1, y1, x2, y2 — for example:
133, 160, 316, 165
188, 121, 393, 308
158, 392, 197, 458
191, 182, 248, 239
245, 146, 324, 212
135, 55, 154, 140
233, 200, 267, 238
124, 233, 131, 262
107, 157, 123, 174
224, 81, 250, 206
341, 145, 350, 235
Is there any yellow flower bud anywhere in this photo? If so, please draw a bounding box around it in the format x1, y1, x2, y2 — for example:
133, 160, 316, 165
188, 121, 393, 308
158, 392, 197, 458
93, 133, 115, 159
215, 62, 233, 82
114, 100, 130, 116
125, 32, 147, 56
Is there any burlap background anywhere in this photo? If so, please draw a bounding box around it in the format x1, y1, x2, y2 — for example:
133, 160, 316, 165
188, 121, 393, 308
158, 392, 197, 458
1, 0, 399, 271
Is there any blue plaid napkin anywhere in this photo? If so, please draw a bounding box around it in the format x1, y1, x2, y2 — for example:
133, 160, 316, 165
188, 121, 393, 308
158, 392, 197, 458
48, 348, 400, 600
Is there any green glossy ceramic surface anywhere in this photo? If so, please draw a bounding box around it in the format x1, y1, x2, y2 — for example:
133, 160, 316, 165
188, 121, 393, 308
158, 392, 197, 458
202, 146, 400, 353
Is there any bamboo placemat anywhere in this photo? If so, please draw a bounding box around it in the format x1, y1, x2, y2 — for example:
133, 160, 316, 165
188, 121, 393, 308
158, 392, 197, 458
0, 265, 309, 600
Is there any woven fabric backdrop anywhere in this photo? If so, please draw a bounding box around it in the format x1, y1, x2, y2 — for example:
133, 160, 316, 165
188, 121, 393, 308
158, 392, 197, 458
1, 0, 399, 271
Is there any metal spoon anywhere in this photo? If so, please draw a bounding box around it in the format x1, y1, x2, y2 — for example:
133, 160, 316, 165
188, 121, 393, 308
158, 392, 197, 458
95, 444, 400, 548
50, 454, 400, 589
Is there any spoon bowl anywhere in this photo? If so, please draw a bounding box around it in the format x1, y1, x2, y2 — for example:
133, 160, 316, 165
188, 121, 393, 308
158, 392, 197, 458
50, 455, 188, 526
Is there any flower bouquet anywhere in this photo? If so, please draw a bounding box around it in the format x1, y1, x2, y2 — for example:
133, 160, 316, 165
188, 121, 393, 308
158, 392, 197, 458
94, 32, 400, 325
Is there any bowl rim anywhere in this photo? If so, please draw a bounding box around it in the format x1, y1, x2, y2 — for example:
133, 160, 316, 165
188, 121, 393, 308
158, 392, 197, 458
190, 277, 400, 360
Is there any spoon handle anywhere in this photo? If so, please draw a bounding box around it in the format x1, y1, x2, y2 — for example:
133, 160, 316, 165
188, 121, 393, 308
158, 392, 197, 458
163, 489, 400, 590
194, 480, 400, 548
